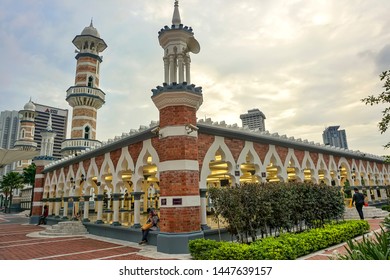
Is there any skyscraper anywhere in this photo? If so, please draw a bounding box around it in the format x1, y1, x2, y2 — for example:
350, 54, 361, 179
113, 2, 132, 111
240, 108, 266, 131
322, 125, 348, 149
0, 110, 20, 175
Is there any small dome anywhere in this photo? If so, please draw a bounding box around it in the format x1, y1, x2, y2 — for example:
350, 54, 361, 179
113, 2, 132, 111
24, 99, 36, 111
81, 20, 100, 38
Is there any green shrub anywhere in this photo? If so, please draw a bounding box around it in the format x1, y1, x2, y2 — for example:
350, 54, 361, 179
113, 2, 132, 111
335, 227, 389, 260
208, 182, 345, 243
381, 205, 390, 212
188, 238, 222, 260
189, 220, 369, 260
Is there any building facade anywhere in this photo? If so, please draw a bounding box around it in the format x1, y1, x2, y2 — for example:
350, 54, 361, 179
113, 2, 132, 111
240, 108, 266, 131
29, 2, 390, 254
323, 125, 349, 149
0, 110, 20, 175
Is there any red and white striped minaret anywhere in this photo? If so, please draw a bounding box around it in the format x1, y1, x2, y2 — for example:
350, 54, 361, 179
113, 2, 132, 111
152, 1, 204, 254
14, 99, 38, 172
61, 20, 107, 156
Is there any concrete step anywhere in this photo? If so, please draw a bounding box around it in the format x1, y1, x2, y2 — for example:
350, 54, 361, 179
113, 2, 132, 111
343, 206, 389, 219
39, 221, 88, 236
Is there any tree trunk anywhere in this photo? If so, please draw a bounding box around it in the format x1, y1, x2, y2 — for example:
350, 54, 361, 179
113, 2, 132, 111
8, 188, 13, 213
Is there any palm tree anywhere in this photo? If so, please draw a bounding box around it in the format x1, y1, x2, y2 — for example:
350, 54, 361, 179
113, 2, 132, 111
23, 163, 36, 186
23, 163, 36, 216
0, 172, 24, 213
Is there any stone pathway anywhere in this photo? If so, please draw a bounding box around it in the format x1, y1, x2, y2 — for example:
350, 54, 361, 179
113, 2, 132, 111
0, 212, 386, 260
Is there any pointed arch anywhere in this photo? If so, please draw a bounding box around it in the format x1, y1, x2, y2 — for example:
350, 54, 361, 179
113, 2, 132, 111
200, 136, 236, 187
134, 139, 160, 192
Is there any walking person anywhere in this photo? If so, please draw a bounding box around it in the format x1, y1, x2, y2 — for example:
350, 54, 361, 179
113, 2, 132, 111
351, 187, 365, 220
139, 209, 159, 245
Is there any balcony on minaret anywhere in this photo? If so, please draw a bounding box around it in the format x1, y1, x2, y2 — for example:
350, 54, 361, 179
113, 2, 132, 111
61, 139, 102, 155
66, 86, 105, 109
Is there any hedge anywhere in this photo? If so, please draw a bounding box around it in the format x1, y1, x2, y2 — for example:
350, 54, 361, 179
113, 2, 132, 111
189, 220, 369, 260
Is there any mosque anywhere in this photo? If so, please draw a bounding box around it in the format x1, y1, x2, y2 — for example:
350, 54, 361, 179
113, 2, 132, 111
16, 1, 389, 253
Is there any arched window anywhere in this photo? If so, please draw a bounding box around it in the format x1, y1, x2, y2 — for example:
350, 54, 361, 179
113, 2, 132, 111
83, 41, 88, 49
21, 129, 25, 139
88, 76, 94, 87
84, 126, 90, 139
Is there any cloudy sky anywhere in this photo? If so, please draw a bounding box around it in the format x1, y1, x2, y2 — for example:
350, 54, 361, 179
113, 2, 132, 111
1, 0, 389, 156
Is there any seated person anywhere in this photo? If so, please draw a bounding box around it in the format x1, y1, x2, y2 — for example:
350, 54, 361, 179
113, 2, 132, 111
139, 209, 159, 245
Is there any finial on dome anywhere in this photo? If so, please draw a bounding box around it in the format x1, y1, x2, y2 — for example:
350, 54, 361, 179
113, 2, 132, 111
90, 18, 93, 27
172, 0, 181, 26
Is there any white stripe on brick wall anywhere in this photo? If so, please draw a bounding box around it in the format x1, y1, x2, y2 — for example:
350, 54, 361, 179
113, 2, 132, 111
32, 201, 44, 207
33, 187, 44, 192
35, 174, 45, 179
72, 116, 97, 122
159, 195, 200, 208
160, 125, 197, 138
159, 160, 199, 172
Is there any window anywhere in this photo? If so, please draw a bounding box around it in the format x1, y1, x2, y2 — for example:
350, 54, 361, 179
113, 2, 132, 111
84, 126, 90, 139
88, 76, 94, 87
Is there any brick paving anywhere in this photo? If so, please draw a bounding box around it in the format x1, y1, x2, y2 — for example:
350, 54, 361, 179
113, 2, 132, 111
0, 212, 386, 260
0, 213, 175, 260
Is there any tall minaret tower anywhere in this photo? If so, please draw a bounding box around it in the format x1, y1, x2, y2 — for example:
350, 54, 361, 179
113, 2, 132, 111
39, 114, 57, 158
61, 20, 107, 156
158, 0, 200, 85
14, 99, 38, 171
152, 1, 203, 254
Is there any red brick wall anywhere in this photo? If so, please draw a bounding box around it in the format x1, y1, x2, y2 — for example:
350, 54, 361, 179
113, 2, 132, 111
198, 133, 215, 173
158, 137, 198, 161
31, 165, 45, 216
110, 148, 122, 169
158, 103, 200, 233
224, 138, 245, 162
276, 146, 289, 165
310, 152, 319, 166
159, 206, 200, 232
253, 143, 269, 162
159, 106, 197, 127
159, 171, 199, 196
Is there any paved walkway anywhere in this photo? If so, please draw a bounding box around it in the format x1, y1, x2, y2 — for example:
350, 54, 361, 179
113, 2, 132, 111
0, 212, 385, 260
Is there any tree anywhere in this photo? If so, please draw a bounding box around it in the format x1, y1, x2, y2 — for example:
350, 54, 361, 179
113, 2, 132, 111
0, 172, 24, 213
361, 70, 390, 162
23, 163, 36, 187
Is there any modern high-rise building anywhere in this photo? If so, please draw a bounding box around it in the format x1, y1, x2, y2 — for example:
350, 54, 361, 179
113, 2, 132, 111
322, 125, 348, 149
33, 103, 68, 159
240, 108, 266, 131
0, 110, 20, 175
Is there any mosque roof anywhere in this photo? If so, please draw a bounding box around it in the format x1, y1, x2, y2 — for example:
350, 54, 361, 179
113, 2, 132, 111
81, 20, 100, 38
24, 98, 36, 111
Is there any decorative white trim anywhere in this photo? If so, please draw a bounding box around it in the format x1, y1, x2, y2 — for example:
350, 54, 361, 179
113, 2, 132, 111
152, 91, 203, 110
159, 160, 199, 172
159, 195, 200, 208
160, 125, 197, 138
73, 105, 98, 111
33, 187, 44, 192
71, 126, 97, 132
35, 174, 45, 179
72, 116, 97, 122
32, 201, 44, 207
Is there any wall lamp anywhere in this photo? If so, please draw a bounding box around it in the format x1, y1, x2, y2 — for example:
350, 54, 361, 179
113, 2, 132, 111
185, 124, 198, 134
